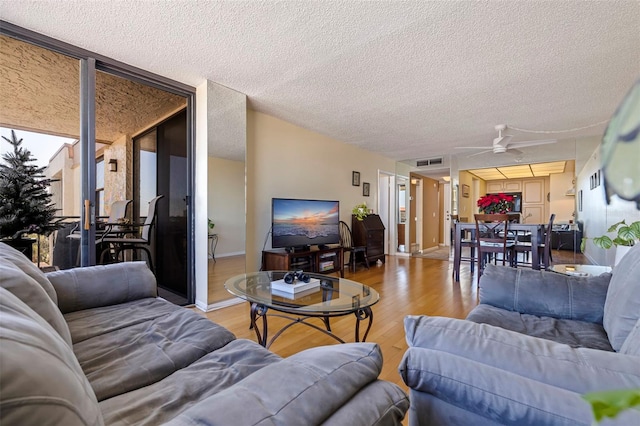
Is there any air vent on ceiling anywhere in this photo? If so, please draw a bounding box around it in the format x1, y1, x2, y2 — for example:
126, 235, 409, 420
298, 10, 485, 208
417, 157, 444, 167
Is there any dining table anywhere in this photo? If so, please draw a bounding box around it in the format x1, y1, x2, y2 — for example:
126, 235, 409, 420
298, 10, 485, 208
453, 221, 545, 282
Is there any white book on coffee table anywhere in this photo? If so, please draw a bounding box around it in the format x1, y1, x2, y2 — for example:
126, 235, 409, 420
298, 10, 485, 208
271, 278, 320, 294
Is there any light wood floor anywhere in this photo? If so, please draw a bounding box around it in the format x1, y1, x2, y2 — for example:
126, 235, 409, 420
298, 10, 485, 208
200, 248, 586, 398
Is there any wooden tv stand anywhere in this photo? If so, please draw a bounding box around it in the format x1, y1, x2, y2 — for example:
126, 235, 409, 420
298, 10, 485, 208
262, 246, 344, 277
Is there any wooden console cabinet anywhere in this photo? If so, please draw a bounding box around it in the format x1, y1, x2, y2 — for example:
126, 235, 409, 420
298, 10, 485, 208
262, 246, 344, 277
352, 214, 385, 265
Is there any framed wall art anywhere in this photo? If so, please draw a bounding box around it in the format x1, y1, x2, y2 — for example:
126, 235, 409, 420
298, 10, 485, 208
363, 182, 370, 196
352, 171, 360, 186
461, 184, 470, 198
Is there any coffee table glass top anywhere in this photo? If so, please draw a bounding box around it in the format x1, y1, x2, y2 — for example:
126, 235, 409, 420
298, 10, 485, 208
225, 271, 379, 314
551, 264, 612, 277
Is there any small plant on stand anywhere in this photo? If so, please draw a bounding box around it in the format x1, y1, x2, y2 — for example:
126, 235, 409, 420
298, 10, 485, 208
352, 203, 369, 221
208, 218, 215, 234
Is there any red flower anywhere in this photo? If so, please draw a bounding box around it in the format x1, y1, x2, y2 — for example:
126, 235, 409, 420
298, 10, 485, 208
477, 193, 514, 214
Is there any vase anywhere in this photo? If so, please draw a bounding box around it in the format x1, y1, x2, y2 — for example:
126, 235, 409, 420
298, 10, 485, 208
614, 245, 632, 266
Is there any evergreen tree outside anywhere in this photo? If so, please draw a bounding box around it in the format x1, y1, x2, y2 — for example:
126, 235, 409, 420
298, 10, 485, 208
0, 130, 59, 240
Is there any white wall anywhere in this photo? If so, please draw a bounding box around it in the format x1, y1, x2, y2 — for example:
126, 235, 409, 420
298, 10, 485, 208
207, 156, 245, 256
577, 143, 640, 266
246, 110, 396, 271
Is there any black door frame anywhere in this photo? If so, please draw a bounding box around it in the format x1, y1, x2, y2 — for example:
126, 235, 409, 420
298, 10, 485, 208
1, 21, 196, 304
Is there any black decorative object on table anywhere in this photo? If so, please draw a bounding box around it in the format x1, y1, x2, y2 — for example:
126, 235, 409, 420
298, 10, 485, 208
283, 270, 310, 284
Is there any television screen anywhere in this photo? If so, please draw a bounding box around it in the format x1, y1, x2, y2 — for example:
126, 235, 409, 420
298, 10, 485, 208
272, 198, 340, 249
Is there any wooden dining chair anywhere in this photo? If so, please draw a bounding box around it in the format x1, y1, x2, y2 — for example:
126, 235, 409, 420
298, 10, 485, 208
514, 214, 555, 269
339, 221, 369, 273
452, 216, 475, 281
474, 214, 516, 284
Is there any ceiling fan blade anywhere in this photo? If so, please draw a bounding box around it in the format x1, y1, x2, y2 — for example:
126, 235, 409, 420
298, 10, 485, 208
506, 139, 557, 148
455, 146, 492, 150
505, 148, 523, 155
467, 149, 493, 157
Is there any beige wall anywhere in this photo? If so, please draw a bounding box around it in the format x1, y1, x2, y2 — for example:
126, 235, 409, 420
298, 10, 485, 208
246, 110, 396, 271
458, 170, 479, 221
207, 156, 245, 257
549, 170, 575, 223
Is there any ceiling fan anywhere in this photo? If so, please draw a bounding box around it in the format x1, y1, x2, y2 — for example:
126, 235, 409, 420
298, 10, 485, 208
458, 124, 557, 157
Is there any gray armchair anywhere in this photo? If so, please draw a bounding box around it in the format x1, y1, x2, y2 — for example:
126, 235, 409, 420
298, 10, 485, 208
399, 243, 640, 425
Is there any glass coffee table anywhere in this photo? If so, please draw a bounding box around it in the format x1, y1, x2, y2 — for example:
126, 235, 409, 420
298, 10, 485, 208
225, 271, 379, 348
551, 264, 612, 277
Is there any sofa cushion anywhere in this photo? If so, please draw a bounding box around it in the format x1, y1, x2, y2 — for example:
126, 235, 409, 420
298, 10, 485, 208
99, 339, 282, 425
0, 287, 104, 425
467, 304, 613, 351
67, 298, 236, 401
620, 318, 640, 356
0, 242, 58, 303
604, 243, 640, 351
46, 261, 157, 314
165, 343, 402, 426
404, 315, 640, 394
479, 263, 611, 323
0, 257, 72, 346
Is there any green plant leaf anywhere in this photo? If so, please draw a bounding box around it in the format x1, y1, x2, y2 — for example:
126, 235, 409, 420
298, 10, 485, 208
628, 221, 640, 241
580, 238, 587, 253
612, 236, 632, 247
592, 235, 613, 249
583, 389, 640, 422
607, 220, 626, 233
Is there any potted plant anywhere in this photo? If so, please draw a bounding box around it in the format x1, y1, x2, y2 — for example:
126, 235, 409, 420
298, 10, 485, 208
477, 193, 514, 214
0, 130, 59, 259
352, 203, 369, 221
580, 219, 640, 264
208, 218, 215, 234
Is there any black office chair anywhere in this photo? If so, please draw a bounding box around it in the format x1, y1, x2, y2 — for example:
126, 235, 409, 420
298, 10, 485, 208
339, 220, 369, 273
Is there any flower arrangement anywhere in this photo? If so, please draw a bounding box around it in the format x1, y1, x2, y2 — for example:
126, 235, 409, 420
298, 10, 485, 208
477, 193, 514, 214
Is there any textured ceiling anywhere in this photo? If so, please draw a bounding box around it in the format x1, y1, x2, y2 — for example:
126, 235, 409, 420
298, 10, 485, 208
0, 1, 638, 165
0, 35, 186, 144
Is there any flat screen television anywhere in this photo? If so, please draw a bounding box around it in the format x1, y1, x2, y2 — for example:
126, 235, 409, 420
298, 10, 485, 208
272, 198, 340, 251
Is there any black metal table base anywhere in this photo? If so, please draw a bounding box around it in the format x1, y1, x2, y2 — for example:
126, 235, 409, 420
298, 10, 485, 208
249, 302, 373, 349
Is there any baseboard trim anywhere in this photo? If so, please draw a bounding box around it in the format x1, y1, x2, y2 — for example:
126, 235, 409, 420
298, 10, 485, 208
195, 297, 244, 312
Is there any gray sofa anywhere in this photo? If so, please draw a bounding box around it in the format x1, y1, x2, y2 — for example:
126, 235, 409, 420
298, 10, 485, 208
399, 243, 640, 426
0, 243, 409, 425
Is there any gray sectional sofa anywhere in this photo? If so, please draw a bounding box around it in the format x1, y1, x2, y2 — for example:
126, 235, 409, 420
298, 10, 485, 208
0, 243, 409, 425
400, 243, 640, 426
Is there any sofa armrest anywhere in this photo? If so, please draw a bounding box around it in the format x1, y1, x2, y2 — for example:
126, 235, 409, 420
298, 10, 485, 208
404, 315, 640, 394
399, 347, 640, 426
164, 343, 408, 426
46, 262, 157, 314
479, 264, 611, 323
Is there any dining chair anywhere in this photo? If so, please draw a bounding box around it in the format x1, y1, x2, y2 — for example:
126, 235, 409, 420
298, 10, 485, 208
98, 195, 163, 272
452, 216, 475, 281
67, 199, 132, 265
339, 220, 369, 273
474, 214, 516, 284
514, 214, 555, 269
